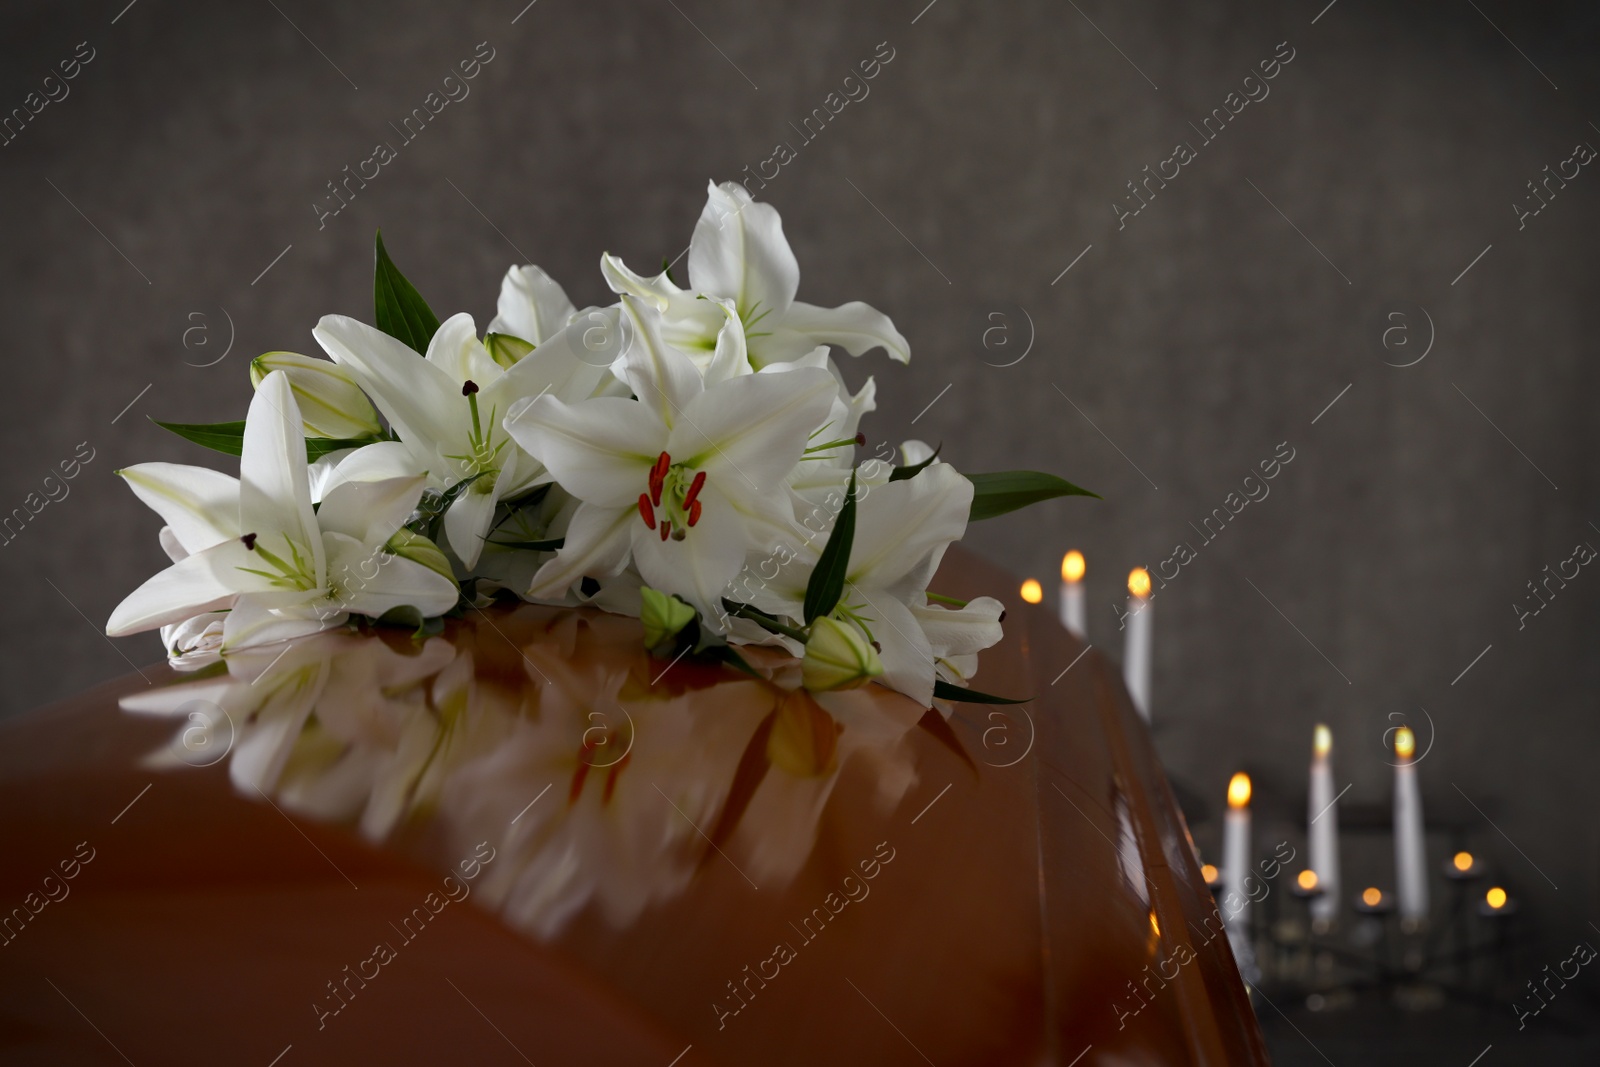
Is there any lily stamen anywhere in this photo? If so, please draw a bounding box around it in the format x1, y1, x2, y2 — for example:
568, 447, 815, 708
637, 493, 656, 529
461, 380, 485, 446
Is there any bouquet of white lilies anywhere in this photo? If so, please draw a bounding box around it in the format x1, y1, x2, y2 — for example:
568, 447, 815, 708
108, 182, 1094, 707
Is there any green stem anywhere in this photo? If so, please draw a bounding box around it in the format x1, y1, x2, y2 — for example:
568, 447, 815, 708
723, 600, 811, 644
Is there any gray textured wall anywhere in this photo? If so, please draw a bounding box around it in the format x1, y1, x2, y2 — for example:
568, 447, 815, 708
2, 0, 1597, 1016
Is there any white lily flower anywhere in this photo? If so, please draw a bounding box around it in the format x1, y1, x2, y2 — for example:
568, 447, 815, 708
106, 371, 459, 651
745, 462, 985, 706
601, 180, 909, 373
504, 295, 838, 621
312, 309, 612, 568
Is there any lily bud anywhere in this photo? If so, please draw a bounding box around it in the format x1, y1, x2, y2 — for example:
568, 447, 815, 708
767, 689, 841, 777
801, 616, 883, 692
250, 352, 381, 439
484, 331, 535, 369
384, 528, 454, 581
640, 586, 697, 652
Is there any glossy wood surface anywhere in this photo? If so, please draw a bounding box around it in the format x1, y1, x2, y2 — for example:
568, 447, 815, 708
0, 549, 1268, 1065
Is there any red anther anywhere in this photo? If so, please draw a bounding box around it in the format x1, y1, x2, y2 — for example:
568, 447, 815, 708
688, 499, 703, 527
637, 493, 656, 529
659, 519, 671, 541
654, 451, 671, 479
683, 469, 706, 507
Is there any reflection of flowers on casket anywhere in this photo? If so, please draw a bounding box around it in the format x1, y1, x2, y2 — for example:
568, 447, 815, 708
120, 607, 945, 941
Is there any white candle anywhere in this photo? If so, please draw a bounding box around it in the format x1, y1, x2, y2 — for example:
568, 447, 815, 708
1123, 568, 1152, 721
1059, 551, 1086, 638
1393, 727, 1429, 925
1307, 724, 1341, 925
1221, 772, 1252, 928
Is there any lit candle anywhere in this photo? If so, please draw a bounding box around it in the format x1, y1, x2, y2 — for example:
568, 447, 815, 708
1123, 568, 1153, 721
1393, 727, 1429, 926
1307, 724, 1341, 926
1222, 772, 1252, 928
1020, 578, 1043, 605
1059, 551, 1086, 638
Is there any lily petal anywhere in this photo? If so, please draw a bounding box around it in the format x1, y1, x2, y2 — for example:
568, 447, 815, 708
240, 371, 324, 587
505, 395, 662, 509
325, 534, 459, 618
221, 591, 339, 652
668, 366, 836, 489
630, 481, 748, 622
617, 295, 703, 431
687, 181, 799, 321
599, 253, 681, 310
490, 264, 578, 345
118, 462, 241, 555
526, 503, 635, 600
780, 299, 910, 363
700, 297, 752, 387
426, 312, 502, 387
105, 538, 266, 636
849, 586, 935, 706
913, 595, 1005, 658
320, 473, 429, 548
483, 310, 614, 423
443, 477, 501, 569
313, 315, 461, 450
847, 462, 972, 590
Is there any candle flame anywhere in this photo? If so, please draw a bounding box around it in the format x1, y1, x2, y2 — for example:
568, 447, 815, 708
1227, 772, 1252, 809
1297, 870, 1319, 891
1362, 887, 1382, 907
1062, 550, 1085, 582
1127, 567, 1151, 598
1020, 579, 1043, 605
1394, 726, 1416, 759
1149, 910, 1160, 937
1200, 863, 1218, 885
1486, 886, 1507, 909
1313, 724, 1331, 758
1453, 851, 1474, 872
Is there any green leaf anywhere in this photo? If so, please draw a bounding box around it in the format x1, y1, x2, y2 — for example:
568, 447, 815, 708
374, 231, 441, 354
153, 418, 380, 461
306, 436, 383, 460
932, 679, 1031, 705
153, 418, 246, 455
888, 443, 942, 482
966, 470, 1100, 522
482, 536, 565, 552
803, 469, 856, 624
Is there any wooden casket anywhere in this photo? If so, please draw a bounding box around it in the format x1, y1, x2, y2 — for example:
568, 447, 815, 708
0, 549, 1269, 1065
